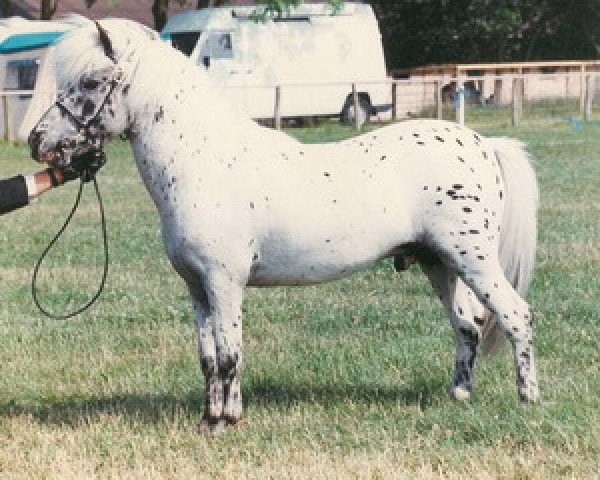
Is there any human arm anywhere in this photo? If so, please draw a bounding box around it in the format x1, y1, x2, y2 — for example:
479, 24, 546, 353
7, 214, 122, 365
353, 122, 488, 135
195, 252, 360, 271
0, 174, 29, 215
0, 150, 106, 215
0, 168, 67, 215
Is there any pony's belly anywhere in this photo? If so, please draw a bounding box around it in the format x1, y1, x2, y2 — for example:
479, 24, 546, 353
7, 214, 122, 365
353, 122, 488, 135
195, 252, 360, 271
247, 259, 374, 286
246, 234, 398, 286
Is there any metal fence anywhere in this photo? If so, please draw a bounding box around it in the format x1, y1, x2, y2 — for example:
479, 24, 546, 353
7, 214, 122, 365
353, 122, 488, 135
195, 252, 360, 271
240, 71, 600, 130
3, 71, 600, 141
365, 71, 600, 129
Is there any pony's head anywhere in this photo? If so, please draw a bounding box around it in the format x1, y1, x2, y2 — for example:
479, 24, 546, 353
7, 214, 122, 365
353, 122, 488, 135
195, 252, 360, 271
28, 18, 158, 166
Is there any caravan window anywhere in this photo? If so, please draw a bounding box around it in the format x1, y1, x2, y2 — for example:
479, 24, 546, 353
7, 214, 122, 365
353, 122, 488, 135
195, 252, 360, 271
199, 33, 234, 62
5, 59, 38, 99
171, 32, 201, 57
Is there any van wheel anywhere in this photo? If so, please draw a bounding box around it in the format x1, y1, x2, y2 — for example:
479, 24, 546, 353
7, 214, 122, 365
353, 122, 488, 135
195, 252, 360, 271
340, 94, 371, 127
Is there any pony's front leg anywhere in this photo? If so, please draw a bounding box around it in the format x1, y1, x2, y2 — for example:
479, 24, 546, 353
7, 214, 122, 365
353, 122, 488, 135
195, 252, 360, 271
188, 278, 244, 433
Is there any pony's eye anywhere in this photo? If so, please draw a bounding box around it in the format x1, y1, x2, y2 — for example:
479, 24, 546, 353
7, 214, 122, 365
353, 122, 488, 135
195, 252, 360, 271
81, 79, 101, 90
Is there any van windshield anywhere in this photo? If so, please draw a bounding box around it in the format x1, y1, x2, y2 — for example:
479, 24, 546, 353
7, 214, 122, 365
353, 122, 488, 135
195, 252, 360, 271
171, 32, 201, 56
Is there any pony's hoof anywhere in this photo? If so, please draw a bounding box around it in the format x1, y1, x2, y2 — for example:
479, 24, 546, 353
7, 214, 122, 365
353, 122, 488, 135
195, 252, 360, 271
196, 418, 228, 435
224, 414, 244, 426
518, 387, 541, 404
451, 385, 471, 401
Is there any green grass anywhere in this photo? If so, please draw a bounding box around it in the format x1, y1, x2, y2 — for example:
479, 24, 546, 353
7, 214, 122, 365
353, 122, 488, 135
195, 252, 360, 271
0, 121, 598, 478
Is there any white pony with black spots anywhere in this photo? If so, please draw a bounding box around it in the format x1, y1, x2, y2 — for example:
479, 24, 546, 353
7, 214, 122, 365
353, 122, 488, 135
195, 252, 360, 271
28, 18, 540, 432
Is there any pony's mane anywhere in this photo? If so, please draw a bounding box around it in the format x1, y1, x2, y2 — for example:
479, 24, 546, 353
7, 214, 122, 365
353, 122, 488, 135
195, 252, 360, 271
52, 17, 160, 88
50, 16, 258, 134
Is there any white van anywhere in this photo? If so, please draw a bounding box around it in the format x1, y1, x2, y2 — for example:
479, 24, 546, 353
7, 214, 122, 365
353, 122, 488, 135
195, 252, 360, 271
161, 3, 390, 123
0, 17, 75, 140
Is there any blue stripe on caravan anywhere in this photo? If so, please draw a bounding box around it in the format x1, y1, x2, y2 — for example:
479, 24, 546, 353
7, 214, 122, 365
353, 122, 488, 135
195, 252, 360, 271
0, 31, 66, 53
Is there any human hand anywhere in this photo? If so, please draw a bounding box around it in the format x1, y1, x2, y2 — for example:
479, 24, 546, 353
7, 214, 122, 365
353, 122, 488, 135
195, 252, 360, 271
58, 150, 107, 183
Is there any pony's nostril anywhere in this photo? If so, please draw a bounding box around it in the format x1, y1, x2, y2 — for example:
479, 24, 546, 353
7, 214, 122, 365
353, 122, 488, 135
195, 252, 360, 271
28, 130, 37, 145
28, 131, 42, 159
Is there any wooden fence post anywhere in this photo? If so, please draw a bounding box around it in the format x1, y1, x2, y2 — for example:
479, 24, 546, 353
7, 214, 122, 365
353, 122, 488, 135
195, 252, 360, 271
2, 95, 12, 142
493, 78, 502, 104
434, 80, 442, 119
512, 77, 523, 126
274, 85, 282, 130
352, 83, 360, 130
455, 80, 465, 125
391, 82, 398, 121
579, 66, 586, 116
584, 74, 593, 122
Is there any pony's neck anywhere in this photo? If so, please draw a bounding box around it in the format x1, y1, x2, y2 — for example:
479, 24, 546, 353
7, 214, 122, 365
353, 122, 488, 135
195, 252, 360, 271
122, 41, 269, 211
126, 42, 261, 144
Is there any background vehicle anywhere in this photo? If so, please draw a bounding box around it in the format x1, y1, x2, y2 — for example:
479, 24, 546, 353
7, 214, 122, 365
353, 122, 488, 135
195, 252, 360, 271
161, 3, 391, 124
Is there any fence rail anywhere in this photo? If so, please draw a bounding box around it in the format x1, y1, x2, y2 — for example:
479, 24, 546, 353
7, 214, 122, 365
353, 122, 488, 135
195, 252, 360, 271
3, 71, 600, 141
215, 71, 600, 129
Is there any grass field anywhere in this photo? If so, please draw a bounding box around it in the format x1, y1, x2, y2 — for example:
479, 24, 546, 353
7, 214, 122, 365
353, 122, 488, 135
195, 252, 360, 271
0, 120, 598, 479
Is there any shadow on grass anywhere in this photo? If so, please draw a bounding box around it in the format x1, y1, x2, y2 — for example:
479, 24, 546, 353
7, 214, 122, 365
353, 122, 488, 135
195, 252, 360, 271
0, 374, 447, 427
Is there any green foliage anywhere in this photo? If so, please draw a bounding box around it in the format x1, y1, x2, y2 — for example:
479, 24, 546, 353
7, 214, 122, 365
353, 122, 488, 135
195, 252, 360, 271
252, 0, 343, 20
369, 0, 600, 68
262, 0, 303, 18
48, 0, 600, 66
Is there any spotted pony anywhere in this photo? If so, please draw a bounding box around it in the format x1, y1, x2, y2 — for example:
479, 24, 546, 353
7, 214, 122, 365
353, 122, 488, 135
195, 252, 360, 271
28, 18, 540, 432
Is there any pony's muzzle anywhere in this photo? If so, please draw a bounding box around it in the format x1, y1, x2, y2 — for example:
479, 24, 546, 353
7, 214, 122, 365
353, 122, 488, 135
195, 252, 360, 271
27, 126, 61, 163
28, 126, 86, 165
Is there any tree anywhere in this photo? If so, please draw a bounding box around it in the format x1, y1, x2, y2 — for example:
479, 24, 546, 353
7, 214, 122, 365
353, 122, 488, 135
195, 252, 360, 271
196, 0, 230, 8
0, 0, 13, 17
153, 0, 341, 33
259, 0, 342, 18
367, 1, 600, 69
151, 0, 169, 31
40, 0, 59, 19
151, 1, 228, 31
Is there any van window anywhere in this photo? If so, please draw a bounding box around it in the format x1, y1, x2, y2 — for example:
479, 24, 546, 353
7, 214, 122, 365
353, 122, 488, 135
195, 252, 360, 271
200, 33, 234, 62
5, 58, 38, 99
171, 32, 201, 56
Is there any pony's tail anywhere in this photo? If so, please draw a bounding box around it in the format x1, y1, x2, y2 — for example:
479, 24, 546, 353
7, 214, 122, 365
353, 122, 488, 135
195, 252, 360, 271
480, 138, 539, 354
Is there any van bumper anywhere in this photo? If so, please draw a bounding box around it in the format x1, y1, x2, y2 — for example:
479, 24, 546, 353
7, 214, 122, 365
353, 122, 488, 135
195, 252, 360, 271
371, 103, 393, 115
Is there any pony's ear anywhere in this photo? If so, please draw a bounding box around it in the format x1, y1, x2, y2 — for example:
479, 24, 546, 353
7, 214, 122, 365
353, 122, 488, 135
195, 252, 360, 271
94, 21, 117, 63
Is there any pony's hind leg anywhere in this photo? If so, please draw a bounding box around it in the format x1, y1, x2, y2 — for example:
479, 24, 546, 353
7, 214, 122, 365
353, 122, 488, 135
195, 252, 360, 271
461, 268, 539, 402
426, 197, 539, 402
423, 265, 487, 400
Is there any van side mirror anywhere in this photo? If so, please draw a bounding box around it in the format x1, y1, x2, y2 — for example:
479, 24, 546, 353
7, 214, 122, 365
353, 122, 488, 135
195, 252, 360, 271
202, 56, 211, 68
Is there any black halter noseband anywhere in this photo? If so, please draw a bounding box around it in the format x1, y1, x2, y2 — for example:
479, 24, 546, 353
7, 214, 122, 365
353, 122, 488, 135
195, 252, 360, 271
54, 69, 123, 140
28, 68, 123, 166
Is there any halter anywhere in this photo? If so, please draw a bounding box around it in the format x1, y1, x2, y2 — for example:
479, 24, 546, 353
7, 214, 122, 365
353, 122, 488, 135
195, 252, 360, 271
29, 66, 125, 166
54, 68, 124, 144
29, 70, 122, 319
29, 27, 137, 318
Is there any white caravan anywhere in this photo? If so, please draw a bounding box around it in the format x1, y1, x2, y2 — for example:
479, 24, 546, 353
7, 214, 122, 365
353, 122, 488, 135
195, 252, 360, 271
0, 17, 76, 141
161, 3, 390, 123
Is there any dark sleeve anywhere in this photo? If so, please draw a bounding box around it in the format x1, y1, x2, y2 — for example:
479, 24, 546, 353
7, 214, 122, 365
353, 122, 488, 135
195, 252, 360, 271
0, 175, 30, 215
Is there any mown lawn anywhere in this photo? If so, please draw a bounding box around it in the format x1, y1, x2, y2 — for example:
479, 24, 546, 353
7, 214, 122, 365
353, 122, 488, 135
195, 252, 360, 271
0, 120, 598, 479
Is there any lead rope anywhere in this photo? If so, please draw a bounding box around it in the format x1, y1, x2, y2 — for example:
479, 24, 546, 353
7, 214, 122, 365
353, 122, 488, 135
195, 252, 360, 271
31, 176, 109, 319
